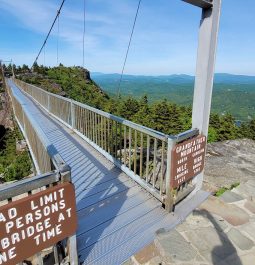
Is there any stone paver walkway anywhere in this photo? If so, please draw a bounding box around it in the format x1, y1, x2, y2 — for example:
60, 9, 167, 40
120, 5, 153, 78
124, 179, 255, 265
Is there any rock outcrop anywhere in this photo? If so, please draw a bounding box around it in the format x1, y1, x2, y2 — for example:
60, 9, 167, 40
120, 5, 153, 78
204, 139, 255, 193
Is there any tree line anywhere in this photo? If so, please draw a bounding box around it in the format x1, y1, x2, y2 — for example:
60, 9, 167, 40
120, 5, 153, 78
10, 63, 255, 143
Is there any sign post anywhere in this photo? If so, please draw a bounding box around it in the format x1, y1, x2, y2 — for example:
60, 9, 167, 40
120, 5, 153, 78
191, 0, 222, 192
165, 0, 222, 211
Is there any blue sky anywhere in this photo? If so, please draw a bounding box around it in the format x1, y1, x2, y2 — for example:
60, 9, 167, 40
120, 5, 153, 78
0, 0, 254, 75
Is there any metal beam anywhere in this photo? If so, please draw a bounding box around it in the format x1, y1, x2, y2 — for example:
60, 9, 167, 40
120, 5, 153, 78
192, 0, 222, 191
182, 0, 213, 9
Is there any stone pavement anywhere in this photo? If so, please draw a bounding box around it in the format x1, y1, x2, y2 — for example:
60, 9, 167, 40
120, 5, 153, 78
123, 179, 255, 265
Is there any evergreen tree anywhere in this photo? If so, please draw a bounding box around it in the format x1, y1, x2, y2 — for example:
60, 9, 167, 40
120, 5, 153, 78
249, 119, 255, 140
210, 113, 221, 130
208, 127, 218, 142
117, 97, 140, 120
217, 114, 239, 141
151, 100, 180, 134
133, 96, 151, 127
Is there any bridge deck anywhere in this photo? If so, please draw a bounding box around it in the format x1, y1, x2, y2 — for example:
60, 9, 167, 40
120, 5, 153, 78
9, 80, 209, 265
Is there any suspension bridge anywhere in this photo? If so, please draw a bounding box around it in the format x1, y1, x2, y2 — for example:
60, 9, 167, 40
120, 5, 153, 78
0, 0, 221, 264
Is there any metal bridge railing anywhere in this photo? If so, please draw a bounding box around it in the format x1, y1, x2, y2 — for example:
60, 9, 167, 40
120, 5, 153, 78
4, 80, 78, 264
14, 78, 199, 208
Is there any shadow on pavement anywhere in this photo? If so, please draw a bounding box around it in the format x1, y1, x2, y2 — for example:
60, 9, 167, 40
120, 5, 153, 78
194, 209, 243, 265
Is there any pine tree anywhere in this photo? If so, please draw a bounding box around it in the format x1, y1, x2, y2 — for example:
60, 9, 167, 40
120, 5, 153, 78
117, 97, 140, 120
217, 114, 239, 141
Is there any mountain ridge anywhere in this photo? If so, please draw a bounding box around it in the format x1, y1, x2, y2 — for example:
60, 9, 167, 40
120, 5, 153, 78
92, 72, 255, 121
92, 72, 255, 84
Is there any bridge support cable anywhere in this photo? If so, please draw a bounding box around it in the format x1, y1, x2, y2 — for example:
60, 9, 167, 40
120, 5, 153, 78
44, 46, 46, 65
116, 0, 142, 98
82, 0, 86, 70
32, 0, 66, 68
57, 15, 60, 65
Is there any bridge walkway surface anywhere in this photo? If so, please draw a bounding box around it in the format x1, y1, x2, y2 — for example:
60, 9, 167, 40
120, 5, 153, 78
8, 79, 209, 265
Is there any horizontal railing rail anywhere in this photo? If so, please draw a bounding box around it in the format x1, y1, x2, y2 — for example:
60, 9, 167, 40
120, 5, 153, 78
5, 79, 78, 265
0, 171, 60, 202
14, 78, 199, 207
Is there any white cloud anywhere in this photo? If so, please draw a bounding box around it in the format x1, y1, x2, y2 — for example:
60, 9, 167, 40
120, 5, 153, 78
0, 0, 56, 33
3, 0, 253, 75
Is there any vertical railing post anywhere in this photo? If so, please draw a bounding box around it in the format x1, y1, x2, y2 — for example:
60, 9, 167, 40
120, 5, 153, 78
165, 137, 176, 212
53, 245, 59, 264
22, 107, 26, 136
67, 234, 78, 265
36, 253, 43, 265
71, 100, 75, 129
47, 93, 50, 112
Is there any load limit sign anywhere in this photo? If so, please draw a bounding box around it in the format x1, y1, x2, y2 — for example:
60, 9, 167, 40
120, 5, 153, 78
0, 182, 77, 265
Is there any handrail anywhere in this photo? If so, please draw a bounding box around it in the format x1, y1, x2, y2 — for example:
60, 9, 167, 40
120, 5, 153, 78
0, 171, 59, 201
13, 78, 199, 207
14, 79, 169, 141
175, 128, 200, 143
5, 78, 77, 264
8, 79, 68, 172
74, 100, 170, 141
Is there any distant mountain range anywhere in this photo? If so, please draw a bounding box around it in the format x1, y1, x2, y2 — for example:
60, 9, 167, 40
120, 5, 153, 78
214, 73, 255, 84
92, 73, 255, 85
91, 73, 255, 121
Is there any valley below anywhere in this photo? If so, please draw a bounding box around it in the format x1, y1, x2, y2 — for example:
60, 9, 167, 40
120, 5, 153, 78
92, 73, 255, 121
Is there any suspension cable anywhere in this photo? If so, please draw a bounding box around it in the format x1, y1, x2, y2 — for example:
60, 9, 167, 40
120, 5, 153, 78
116, 0, 142, 98
82, 0, 86, 69
32, 0, 66, 68
57, 15, 60, 65
44, 46, 46, 65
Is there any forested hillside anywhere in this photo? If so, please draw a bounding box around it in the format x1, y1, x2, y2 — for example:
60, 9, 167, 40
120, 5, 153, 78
0, 69, 32, 183
0, 127, 32, 182
92, 73, 255, 121
14, 64, 255, 143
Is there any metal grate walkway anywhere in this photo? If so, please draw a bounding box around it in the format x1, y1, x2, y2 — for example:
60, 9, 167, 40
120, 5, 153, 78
9, 80, 209, 265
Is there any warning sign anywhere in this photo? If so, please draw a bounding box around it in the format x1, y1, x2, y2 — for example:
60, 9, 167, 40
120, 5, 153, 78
171, 135, 206, 188
0, 182, 77, 265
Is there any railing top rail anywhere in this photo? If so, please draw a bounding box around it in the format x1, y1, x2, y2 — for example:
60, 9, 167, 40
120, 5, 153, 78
16, 79, 200, 143
73, 100, 170, 141
17, 79, 171, 142
0, 171, 60, 201
175, 128, 200, 143
17, 79, 72, 102
9, 79, 67, 170
16, 80, 199, 142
